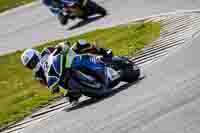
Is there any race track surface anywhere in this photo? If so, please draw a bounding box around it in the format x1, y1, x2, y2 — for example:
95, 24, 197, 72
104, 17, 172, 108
1, 0, 200, 133
20, 34, 200, 133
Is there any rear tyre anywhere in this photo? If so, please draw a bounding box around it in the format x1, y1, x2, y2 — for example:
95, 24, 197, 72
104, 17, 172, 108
121, 64, 140, 82
85, 0, 107, 16
96, 5, 107, 16
58, 14, 68, 25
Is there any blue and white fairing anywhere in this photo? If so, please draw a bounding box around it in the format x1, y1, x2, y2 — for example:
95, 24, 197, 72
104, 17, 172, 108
46, 51, 119, 91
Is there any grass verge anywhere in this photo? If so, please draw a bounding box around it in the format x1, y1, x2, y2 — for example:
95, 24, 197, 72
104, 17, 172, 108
0, 21, 160, 128
0, 0, 36, 13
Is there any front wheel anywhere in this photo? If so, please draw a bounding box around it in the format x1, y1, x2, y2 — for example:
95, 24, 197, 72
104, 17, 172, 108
68, 78, 111, 98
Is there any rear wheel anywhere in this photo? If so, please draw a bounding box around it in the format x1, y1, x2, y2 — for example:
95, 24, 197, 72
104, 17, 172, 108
121, 63, 140, 82
94, 3, 107, 16
85, 0, 107, 16
58, 14, 68, 25
109, 57, 140, 82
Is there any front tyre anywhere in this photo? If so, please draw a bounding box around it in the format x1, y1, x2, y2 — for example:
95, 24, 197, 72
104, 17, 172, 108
68, 78, 111, 98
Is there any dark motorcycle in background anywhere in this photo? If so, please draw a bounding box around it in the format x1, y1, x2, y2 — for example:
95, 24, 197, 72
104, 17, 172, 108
58, 0, 107, 25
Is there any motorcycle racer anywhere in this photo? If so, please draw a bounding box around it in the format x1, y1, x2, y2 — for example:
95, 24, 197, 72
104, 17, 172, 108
43, 0, 106, 25
43, 0, 87, 25
43, 0, 86, 15
21, 40, 112, 104
21, 40, 112, 85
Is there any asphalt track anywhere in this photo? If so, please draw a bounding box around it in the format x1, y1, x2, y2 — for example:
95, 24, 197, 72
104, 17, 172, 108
18, 34, 200, 133
1, 0, 200, 133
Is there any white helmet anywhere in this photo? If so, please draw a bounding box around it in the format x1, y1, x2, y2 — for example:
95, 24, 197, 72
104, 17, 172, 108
21, 49, 41, 69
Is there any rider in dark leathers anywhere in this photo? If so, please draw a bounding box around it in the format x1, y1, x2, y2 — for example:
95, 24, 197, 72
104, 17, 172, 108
43, 0, 86, 15
43, 0, 86, 24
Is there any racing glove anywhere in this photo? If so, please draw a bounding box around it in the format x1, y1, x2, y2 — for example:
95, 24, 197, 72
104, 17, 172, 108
50, 86, 60, 94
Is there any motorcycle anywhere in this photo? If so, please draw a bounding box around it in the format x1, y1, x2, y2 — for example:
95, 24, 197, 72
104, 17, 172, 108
67, 55, 140, 98
58, 0, 107, 25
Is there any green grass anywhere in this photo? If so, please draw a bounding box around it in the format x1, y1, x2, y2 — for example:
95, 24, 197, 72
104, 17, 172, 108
0, 21, 160, 128
0, 0, 36, 13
